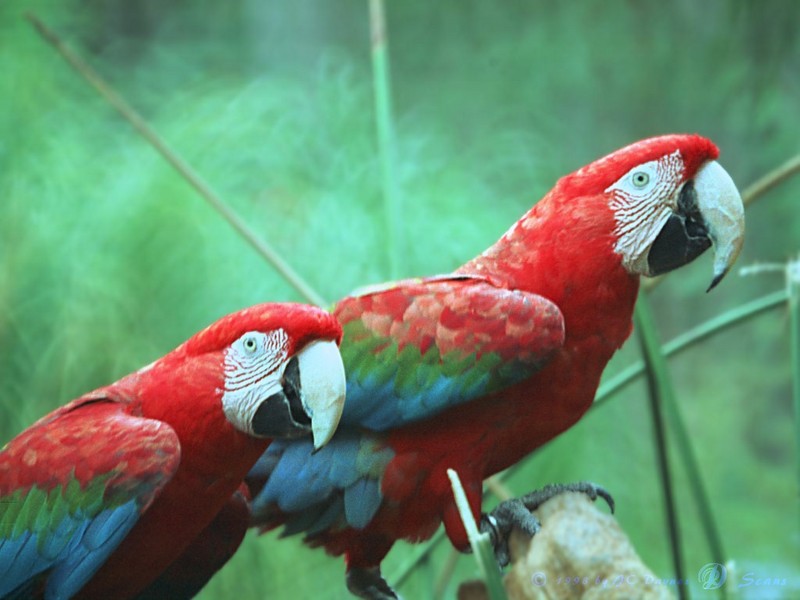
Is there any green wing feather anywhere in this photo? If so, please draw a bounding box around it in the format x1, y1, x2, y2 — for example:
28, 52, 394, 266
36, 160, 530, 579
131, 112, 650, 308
335, 274, 565, 430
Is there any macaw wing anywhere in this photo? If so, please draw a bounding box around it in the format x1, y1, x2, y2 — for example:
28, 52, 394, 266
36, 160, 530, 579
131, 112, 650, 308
0, 390, 180, 600
249, 431, 391, 536
249, 276, 564, 535
335, 274, 565, 430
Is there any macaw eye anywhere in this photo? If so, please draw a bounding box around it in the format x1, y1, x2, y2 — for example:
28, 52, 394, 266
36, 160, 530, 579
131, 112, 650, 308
231, 329, 287, 363
243, 336, 258, 354
632, 171, 650, 188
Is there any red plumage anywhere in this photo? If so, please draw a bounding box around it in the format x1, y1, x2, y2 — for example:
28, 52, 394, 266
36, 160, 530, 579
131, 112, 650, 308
80, 303, 342, 598
323, 139, 650, 565
247, 135, 744, 598
0, 302, 344, 599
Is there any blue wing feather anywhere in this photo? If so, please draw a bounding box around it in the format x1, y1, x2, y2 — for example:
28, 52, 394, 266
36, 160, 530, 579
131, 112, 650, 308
249, 432, 392, 534
45, 502, 140, 600
0, 502, 139, 600
344, 478, 382, 530
248, 278, 565, 536
341, 370, 495, 430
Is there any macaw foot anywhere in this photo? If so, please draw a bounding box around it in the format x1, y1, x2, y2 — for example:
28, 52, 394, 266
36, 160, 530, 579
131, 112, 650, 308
479, 481, 614, 567
346, 566, 398, 599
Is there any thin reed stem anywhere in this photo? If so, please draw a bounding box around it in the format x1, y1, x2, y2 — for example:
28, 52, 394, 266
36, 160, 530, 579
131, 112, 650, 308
26, 13, 327, 307
369, 0, 403, 278
634, 299, 687, 599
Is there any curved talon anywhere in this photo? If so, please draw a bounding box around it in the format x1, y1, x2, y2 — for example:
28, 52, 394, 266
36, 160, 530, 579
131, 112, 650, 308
518, 481, 615, 514
591, 485, 615, 514
478, 481, 615, 569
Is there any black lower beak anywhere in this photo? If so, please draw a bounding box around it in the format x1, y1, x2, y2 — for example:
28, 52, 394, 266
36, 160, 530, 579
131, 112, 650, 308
250, 357, 312, 438
647, 181, 712, 276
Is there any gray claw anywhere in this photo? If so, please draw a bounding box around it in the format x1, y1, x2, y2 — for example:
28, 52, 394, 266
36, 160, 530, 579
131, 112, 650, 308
480, 500, 541, 569
517, 481, 615, 514
478, 481, 615, 569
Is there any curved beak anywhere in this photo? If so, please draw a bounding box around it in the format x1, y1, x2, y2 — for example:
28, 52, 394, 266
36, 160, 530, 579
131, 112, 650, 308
295, 340, 347, 449
250, 340, 346, 450
646, 160, 745, 290
694, 161, 745, 290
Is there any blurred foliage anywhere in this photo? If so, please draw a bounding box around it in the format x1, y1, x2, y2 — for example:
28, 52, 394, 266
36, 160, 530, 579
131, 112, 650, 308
1, 0, 798, 598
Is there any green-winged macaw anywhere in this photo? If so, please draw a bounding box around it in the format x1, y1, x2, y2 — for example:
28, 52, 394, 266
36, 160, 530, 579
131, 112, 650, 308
0, 302, 346, 599
246, 134, 745, 598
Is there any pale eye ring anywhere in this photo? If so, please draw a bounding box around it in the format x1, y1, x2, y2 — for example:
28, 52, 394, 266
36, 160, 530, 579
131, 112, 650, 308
632, 171, 650, 188
242, 336, 258, 354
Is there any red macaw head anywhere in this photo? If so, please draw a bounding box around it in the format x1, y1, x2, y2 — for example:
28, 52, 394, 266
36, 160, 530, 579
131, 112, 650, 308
555, 134, 745, 290
138, 302, 346, 450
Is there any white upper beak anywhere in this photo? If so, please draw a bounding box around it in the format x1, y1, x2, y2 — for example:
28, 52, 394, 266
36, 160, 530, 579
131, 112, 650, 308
294, 340, 347, 449
694, 160, 745, 290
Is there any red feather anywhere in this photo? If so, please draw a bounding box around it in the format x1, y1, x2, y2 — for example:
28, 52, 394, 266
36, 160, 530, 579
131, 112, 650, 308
79, 303, 341, 597
1, 302, 342, 599
281, 135, 721, 573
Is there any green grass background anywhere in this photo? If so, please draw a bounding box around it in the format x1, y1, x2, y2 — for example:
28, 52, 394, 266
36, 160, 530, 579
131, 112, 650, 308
1, 0, 798, 598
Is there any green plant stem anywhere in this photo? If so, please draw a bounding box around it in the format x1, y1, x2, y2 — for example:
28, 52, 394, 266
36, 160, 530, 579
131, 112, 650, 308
393, 537, 446, 588
369, 0, 403, 278
634, 299, 686, 599
394, 474, 515, 589
25, 13, 327, 308
433, 550, 461, 599
788, 259, 800, 498
596, 290, 788, 405
447, 469, 507, 600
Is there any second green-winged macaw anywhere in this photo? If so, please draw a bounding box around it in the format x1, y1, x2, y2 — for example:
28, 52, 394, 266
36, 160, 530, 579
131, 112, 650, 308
247, 134, 745, 598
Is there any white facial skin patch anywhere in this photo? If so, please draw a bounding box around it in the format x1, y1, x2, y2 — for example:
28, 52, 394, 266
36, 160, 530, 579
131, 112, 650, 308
222, 328, 289, 435
606, 150, 684, 275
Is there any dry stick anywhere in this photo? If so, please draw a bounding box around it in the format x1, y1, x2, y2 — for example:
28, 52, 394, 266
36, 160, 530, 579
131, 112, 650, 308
485, 477, 513, 502
26, 13, 328, 308
741, 154, 800, 206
